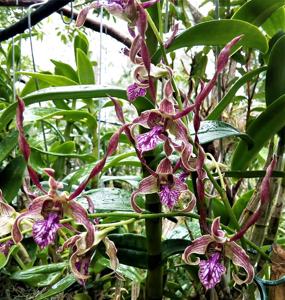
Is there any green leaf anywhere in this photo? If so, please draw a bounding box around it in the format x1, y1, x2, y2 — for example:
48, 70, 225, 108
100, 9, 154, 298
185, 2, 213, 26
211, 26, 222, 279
78, 188, 141, 212
31, 146, 93, 161
35, 274, 76, 299
223, 170, 285, 178
97, 257, 144, 282
233, 190, 254, 220
11, 262, 68, 287
76, 48, 95, 84
0, 245, 19, 270
51, 59, 79, 83
210, 199, 229, 225
0, 253, 6, 269
7, 43, 21, 69
63, 152, 137, 187
74, 32, 89, 57
262, 7, 285, 37
207, 67, 267, 120
0, 86, 150, 131
0, 129, 19, 163
232, 0, 285, 27
100, 175, 141, 187
161, 239, 191, 262
20, 77, 50, 97
265, 35, 285, 106
104, 234, 148, 269
231, 94, 285, 170
191, 120, 253, 146
18, 72, 78, 86
25, 107, 97, 128
153, 19, 268, 62
0, 157, 26, 203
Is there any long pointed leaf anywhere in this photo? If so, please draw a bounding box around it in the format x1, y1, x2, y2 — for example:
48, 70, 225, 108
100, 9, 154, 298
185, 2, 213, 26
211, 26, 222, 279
232, 0, 285, 27
231, 94, 285, 170
153, 20, 268, 62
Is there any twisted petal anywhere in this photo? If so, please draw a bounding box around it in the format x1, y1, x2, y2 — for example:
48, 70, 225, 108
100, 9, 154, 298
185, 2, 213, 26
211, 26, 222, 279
173, 176, 188, 193
70, 125, 127, 200
211, 217, 227, 243
180, 142, 195, 171
68, 201, 95, 248
110, 97, 125, 123
131, 175, 158, 212
179, 190, 196, 212
0, 193, 16, 237
33, 213, 62, 249
12, 197, 45, 243
16, 97, 46, 193
225, 241, 254, 285
103, 237, 119, 271
156, 157, 173, 174
74, 254, 91, 285
182, 235, 213, 265
159, 98, 175, 115
168, 118, 189, 144
198, 252, 226, 290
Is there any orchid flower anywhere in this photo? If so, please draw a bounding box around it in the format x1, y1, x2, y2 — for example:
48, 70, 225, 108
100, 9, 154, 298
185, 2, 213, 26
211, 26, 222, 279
127, 64, 169, 102
60, 226, 118, 282
131, 157, 196, 212
131, 80, 193, 155
12, 169, 95, 250
76, 0, 158, 27
182, 217, 254, 290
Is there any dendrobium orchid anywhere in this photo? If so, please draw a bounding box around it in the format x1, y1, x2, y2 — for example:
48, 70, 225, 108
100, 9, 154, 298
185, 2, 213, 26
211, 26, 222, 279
0, 191, 17, 239
76, 0, 158, 26
12, 169, 95, 251
131, 157, 196, 211
77, 0, 159, 101
60, 226, 118, 282
182, 217, 254, 290
131, 80, 192, 155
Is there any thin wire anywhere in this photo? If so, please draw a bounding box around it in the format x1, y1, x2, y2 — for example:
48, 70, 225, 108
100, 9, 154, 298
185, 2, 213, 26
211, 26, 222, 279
97, 5, 104, 161
164, 0, 169, 33
27, 2, 49, 157
60, 0, 74, 25
12, 37, 16, 103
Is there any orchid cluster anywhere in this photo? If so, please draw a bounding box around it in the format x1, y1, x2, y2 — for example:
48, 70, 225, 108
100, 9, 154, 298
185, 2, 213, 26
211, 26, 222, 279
1, 0, 268, 294
0, 96, 120, 282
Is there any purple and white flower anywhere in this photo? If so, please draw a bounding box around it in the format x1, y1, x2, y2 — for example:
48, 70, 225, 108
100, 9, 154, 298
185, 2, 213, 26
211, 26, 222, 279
131, 157, 196, 211
182, 217, 254, 289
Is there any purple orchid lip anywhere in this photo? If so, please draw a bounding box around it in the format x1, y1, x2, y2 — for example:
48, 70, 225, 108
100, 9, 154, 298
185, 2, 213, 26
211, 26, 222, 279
127, 82, 147, 102
183, 217, 255, 287
32, 212, 62, 249
136, 125, 164, 152
159, 184, 180, 209
198, 252, 226, 290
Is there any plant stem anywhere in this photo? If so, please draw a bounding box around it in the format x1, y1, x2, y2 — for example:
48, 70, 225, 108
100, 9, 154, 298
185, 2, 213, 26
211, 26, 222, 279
145, 193, 163, 300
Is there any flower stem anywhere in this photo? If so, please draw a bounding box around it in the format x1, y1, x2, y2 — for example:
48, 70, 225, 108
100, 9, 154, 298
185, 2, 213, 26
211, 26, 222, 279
146, 11, 183, 111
